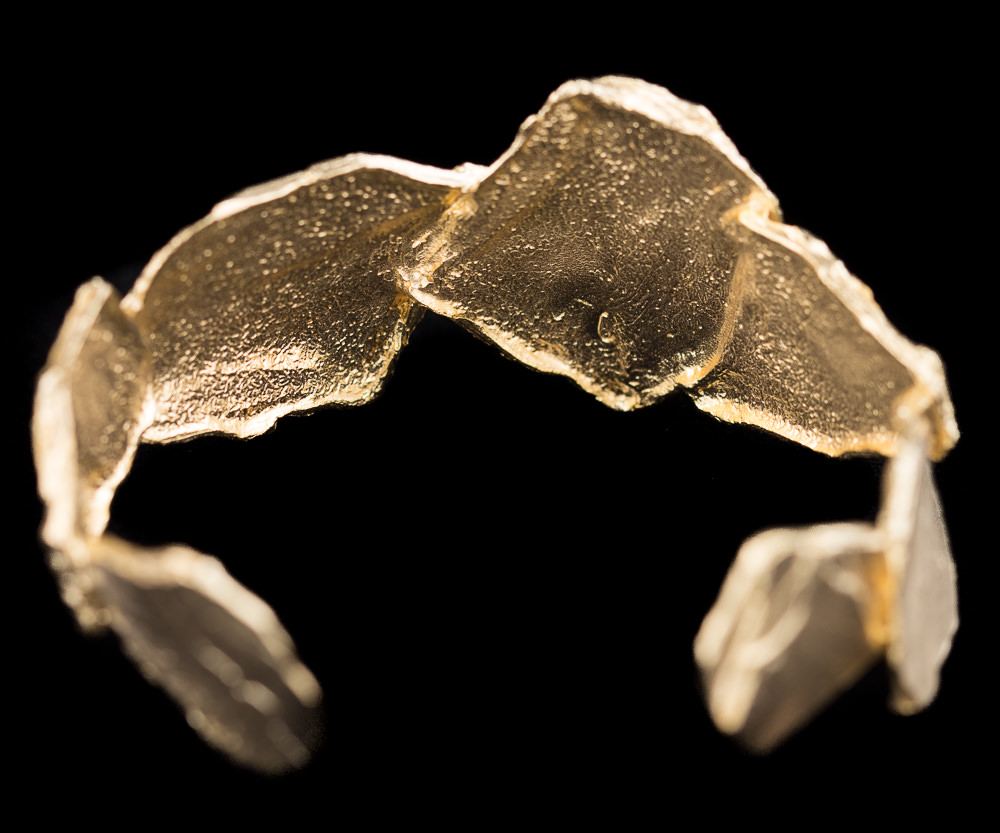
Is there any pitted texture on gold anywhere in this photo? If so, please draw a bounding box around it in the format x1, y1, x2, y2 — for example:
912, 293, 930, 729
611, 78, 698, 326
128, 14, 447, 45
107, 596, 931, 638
125, 157, 476, 442
401, 79, 774, 410
33, 77, 958, 771
693, 213, 956, 458
395, 77, 957, 458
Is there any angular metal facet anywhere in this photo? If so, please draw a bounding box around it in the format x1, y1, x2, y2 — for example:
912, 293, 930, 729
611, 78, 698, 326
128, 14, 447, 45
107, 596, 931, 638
694, 523, 887, 751
694, 415, 957, 749
87, 536, 322, 773
692, 209, 958, 458
33, 278, 152, 554
400, 77, 776, 411
124, 155, 477, 442
880, 424, 958, 713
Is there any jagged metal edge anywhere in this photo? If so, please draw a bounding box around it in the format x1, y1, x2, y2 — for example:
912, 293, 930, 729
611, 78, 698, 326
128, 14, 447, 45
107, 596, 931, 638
401, 77, 784, 412
121, 154, 484, 442
692, 207, 959, 458
123, 153, 481, 315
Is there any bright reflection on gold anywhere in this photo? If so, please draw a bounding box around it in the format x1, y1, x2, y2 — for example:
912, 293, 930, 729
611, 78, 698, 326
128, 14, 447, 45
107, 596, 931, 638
33, 77, 958, 770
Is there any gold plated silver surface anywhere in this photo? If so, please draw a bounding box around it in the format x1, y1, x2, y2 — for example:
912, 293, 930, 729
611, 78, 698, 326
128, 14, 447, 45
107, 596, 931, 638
33, 77, 958, 770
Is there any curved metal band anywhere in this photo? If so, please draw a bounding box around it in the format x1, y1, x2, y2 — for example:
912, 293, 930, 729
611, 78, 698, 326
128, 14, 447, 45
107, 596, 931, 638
32, 77, 958, 770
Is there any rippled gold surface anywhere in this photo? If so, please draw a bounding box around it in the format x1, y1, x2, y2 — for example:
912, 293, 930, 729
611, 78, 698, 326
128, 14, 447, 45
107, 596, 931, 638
33, 77, 959, 769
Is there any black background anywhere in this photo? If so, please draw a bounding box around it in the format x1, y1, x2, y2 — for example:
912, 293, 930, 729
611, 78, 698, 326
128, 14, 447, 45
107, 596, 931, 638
15, 12, 984, 824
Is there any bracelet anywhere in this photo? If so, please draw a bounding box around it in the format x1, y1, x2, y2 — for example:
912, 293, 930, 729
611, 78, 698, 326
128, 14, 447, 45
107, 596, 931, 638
33, 76, 958, 772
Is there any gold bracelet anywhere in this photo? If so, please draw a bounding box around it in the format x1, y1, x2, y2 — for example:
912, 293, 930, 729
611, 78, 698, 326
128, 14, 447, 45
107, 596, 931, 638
33, 77, 958, 772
